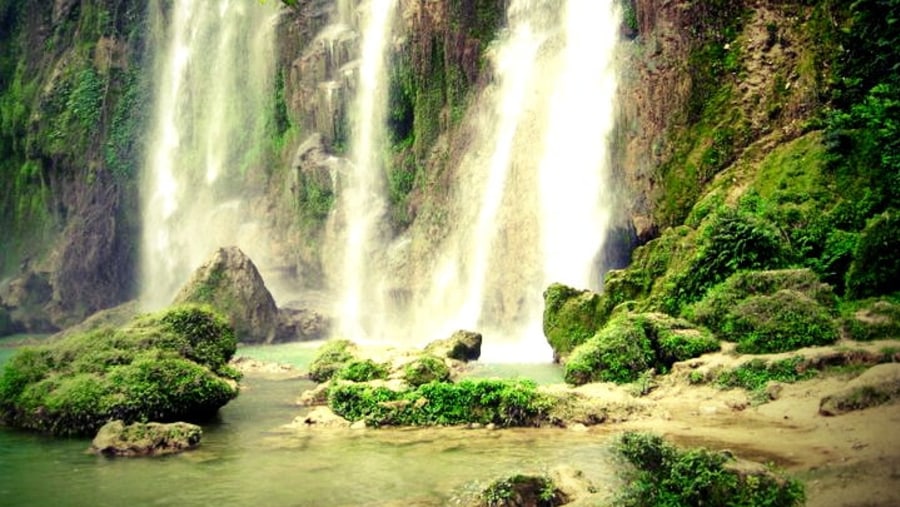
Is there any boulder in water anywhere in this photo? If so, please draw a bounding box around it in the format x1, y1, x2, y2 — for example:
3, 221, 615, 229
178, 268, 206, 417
90, 420, 202, 457
275, 307, 330, 342
173, 246, 279, 343
424, 330, 482, 362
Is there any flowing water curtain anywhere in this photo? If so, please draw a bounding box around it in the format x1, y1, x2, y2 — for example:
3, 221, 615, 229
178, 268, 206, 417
140, 0, 278, 309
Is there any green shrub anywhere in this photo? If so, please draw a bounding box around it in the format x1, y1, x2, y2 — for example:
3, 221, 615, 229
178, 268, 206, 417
0, 306, 238, 436
403, 355, 450, 387
663, 207, 789, 314
327, 379, 551, 428
846, 210, 900, 298
728, 290, 839, 353
308, 339, 356, 382
614, 432, 805, 507
564, 315, 654, 385
334, 359, 389, 382
542, 283, 606, 359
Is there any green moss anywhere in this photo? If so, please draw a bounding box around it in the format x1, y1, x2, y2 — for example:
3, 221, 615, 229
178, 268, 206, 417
614, 432, 805, 507
564, 315, 654, 385
846, 210, 900, 298
687, 269, 836, 332
403, 355, 451, 387
0, 305, 238, 436
334, 359, 389, 382
542, 283, 606, 360
308, 339, 356, 383
728, 290, 839, 354
716, 357, 815, 393
564, 313, 719, 386
481, 474, 565, 507
840, 297, 900, 341
327, 378, 551, 428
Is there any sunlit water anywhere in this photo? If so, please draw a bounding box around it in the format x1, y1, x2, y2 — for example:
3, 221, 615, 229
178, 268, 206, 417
0, 344, 617, 506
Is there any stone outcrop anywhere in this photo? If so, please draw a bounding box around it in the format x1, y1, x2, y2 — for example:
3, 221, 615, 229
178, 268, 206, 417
90, 420, 202, 457
275, 306, 330, 343
424, 330, 482, 362
173, 246, 279, 344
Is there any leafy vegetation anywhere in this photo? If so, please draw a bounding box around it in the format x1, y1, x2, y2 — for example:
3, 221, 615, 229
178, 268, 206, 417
327, 378, 551, 427
308, 339, 356, 383
716, 357, 815, 393
334, 359, 389, 383
840, 297, 900, 341
542, 283, 607, 359
0, 305, 238, 436
403, 355, 451, 387
614, 432, 805, 507
480, 474, 566, 507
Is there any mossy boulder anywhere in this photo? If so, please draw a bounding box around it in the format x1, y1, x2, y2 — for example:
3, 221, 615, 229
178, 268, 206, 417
173, 246, 279, 343
614, 432, 805, 506
333, 359, 389, 382
728, 290, 839, 353
819, 363, 900, 416
564, 315, 654, 385
0, 305, 239, 436
424, 330, 482, 362
841, 299, 900, 341
479, 474, 568, 507
542, 283, 607, 360
308, 339, 357, 383
564, 313, 718, 386
90, 420, 202, 457
846, 210, 900, 298
402, 355, 451, 387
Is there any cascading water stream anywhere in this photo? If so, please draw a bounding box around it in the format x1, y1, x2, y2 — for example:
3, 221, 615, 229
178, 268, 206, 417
140, 0, 278, 308
336, 0, 395, 340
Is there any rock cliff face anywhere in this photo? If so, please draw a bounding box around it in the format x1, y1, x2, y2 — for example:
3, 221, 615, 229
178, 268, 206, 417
0, 0, 146, 330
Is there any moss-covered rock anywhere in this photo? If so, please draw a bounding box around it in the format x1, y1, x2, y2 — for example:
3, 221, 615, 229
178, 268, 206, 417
614, 432, 805, 507
307, 339, 357, 383
90, 420, 202, 457
542, 283, 607, 360
819, 363, 900, 416
0, 305, 238, 436
564, 315, 654, 385
687, 269, 836, 332
173, 246, 279, 344
333, 359, 389, 382
402, 355, 451, 387
841, 299, 900, 341
728, 290, 839, 353
479, 473, 567, 507
564, 313, 718, 386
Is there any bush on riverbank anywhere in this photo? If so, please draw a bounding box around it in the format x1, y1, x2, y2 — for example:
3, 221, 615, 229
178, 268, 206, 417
614, 432, 805, 506
308, 339, 356, 382
0, 305, 239, 436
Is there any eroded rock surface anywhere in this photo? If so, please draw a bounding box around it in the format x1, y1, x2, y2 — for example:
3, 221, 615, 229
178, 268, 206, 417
90, 420, 202, 457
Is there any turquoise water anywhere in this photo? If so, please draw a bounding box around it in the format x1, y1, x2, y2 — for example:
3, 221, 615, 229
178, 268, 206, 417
0, 344, 616, 506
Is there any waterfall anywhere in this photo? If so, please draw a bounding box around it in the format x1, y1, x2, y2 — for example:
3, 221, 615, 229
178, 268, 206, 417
374, 0, 619, 361
140, 0, 278, 308
336, 0, 396, 340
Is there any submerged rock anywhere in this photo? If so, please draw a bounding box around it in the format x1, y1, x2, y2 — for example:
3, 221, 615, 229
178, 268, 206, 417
173, 246, 279, 343
90, 420, 202, 457
819, 363, 900, 416
425, 330, 482, 362
479, 473, 568, 507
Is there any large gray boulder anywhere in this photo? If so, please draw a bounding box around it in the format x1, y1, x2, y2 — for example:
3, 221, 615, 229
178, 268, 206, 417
90, 420, 202, 457
173, 246, 278, 343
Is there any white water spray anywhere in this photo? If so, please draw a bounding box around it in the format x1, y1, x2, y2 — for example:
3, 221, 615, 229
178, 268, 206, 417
141, 1, 278, 308
337, 0, 395, 340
